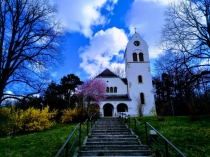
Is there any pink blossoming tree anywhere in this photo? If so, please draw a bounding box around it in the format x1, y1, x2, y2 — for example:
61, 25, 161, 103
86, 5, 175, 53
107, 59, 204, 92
76, 78, 107, 112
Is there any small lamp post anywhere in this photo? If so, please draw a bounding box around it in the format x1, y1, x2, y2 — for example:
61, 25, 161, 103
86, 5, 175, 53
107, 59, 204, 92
40, 102, 44, 110
170, 96, 174, 116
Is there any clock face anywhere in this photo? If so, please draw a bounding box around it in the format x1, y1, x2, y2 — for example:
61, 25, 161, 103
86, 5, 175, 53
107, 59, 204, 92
134, 40, 140, 46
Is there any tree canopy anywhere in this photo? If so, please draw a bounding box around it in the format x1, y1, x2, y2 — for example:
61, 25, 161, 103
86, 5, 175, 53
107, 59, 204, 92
60, 74, 83, 107
0, 0, 65, 105
76, 78, 107, 111
159, 0, 210, 81
44, 74, 83, 110
155, 0, 210, 116
153, 51, 210, 116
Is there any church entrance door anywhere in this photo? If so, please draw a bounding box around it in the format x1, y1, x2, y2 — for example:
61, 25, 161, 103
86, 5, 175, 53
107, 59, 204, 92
103, 104, 113, 117
117, 103, 128, 112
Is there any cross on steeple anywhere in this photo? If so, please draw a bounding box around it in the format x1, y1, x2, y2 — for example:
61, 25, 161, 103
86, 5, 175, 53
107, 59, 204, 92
134, 28, 137, 33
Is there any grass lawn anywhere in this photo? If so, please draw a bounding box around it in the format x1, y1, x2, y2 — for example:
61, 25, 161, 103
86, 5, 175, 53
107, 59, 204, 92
1, 116, 209, 157
0, 123, 83, 157
128, 116, 210, 157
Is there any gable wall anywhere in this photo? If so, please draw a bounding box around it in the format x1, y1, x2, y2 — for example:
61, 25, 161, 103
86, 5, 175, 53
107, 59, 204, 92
100, 77, 128, 95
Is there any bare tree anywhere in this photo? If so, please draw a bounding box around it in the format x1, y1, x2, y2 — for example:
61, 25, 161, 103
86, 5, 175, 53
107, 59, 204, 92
153, 50, 210, 116
154, 51, 197, 100
134, 95, 144, 117
111, 65, 126, 78
0, 0, 65, 104
159, 0, 210, 81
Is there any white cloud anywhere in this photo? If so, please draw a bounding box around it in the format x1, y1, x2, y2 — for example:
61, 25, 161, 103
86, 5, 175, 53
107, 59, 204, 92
6, 91, 13, 95
149, 46, 164, 59
138, 0, 178, 5
52, 0, 118, 38
126, 0, 167, 58
79, 27, 128, 77
51, 72, 57, 77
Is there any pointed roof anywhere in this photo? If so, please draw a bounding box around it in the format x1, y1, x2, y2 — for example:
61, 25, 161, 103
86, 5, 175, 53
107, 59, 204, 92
121, 78, 127, 85
96, 69, 118, 77
96, 69, 128, 85
132, 32, 141, 39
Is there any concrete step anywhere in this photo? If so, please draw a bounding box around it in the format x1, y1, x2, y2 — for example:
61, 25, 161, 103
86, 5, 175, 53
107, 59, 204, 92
92, 129, 131, 132
89, 135, 137, 138
91, 132, 133, 135
94, 125, 126, 127
92, 129, 130, 132
78, 150, 152, 156
79, 156, 152, 157
76, 118, 152, 157
96, 123, 124, 125
87, 138, 139, 142
85, 141, 140, 145
93, 127, 127, 130
80, 145, 150, 150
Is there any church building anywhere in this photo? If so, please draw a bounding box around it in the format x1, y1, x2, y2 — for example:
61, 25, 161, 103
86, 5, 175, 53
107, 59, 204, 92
96, 32, 155, 117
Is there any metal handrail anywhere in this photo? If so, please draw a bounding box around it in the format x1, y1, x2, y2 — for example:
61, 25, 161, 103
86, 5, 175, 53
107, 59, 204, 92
145, 122, 186, 157
120, 116, 186, 157
55, 112, 99, 157
55, 123, 80, 157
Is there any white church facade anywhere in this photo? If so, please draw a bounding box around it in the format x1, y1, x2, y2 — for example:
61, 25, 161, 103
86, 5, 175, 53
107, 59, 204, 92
96, 32, 156, 117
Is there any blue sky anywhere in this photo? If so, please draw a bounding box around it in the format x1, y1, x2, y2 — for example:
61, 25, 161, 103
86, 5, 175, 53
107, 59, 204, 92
50, 0, 177, 82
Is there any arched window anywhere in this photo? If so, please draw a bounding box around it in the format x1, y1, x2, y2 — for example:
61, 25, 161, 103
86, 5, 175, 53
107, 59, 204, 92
138, 75, 142, 83
139, 52, 144, 61
133, 53, 137, 61
140, 93, 145, 104
110, 87, 113, 93
114, 87, 117, 93
106, 87, 109, 93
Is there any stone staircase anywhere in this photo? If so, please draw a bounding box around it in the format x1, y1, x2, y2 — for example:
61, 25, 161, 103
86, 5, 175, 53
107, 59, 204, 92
76, 117, 153, 156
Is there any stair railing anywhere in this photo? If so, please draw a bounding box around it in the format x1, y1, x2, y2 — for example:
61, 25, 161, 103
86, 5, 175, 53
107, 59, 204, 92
55, 112, 100, 157
120, 115, 186, 157
144, 121, 186, 157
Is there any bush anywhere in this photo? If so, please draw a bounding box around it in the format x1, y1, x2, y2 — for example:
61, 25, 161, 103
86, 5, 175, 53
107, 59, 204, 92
88, 104, 100, 116
188, 102, 200, 121
20, 106, 57, 132
0, 105, 22, 136
0, 106, 57, 135
61, 106, 87, 123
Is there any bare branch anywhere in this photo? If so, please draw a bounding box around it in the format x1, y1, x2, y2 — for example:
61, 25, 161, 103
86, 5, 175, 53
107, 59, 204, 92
0, 0, 65, 105
159, 0, 210, 80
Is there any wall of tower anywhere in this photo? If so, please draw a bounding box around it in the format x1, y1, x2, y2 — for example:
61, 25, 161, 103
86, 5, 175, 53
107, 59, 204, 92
124, 33, 149, 63
124, 33, 155, 115
126, 63, 155, 114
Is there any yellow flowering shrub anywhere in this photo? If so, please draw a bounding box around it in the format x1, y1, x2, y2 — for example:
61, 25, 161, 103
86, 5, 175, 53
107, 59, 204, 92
0, 106, 57, 135
61, 109, 74, 122
89, 104, 100, 115
0, 106, 22, 136
20, 106, 57, 132
61, 106, 87, 122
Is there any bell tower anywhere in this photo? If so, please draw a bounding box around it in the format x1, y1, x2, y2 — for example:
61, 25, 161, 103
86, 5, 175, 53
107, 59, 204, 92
124, 32, 155, 115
